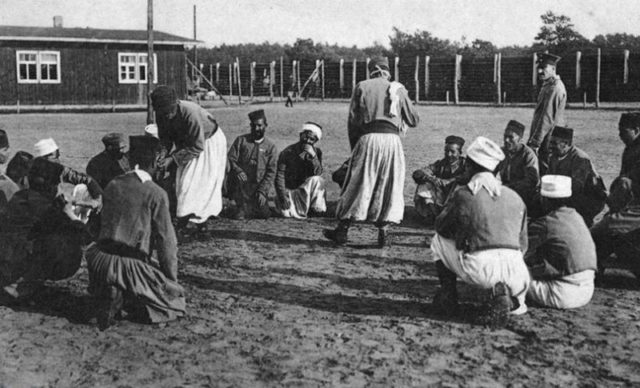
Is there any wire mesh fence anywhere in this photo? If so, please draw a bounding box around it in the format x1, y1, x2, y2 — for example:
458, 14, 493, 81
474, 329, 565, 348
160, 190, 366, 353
195, 50, 640, 106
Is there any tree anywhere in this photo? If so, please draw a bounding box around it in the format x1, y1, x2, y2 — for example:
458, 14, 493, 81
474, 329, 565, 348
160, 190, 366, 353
388, 27, 457, 57
459, 39, 497, 58
533, 11, 590, 53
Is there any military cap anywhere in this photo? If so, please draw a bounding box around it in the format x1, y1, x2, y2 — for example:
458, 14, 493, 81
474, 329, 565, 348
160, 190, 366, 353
551, 126, 573, 141
150, 85, 178, 109
368, 57, 390, 73
248, 109, 266, 122
102, 132, 126, 148
537, 53, 561, 67
619, 112, 640, 129
444, 135, 465, 147
505, 120, 526, 137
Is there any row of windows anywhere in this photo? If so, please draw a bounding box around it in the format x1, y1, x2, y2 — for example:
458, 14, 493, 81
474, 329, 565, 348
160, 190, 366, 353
16, 51, 158, 84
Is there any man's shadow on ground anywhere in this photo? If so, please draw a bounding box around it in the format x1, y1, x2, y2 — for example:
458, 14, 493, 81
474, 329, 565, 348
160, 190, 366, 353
0, 286, 95, 325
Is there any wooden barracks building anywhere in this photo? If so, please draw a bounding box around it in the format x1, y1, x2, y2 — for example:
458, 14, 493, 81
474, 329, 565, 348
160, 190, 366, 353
0, 17, 195, 107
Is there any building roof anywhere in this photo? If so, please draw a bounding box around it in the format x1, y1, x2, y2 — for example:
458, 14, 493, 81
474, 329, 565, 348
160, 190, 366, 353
0, 25, 200, 46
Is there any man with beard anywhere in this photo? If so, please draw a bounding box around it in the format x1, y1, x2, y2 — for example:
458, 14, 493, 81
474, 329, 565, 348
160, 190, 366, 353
527, 53, 567, 173
498, 120, 540, 211
86, 133, 131, 189
430, 136, 530, 321
546, 126, 605, 227
227, 109, 278, 219
276, 122, 327, 218
412, 135, 466, 225
151, 85, 228, 228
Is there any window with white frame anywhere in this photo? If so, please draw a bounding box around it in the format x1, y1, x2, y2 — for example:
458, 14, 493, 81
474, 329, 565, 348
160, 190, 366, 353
16, 51, 61, 83
118, 53, 158, 84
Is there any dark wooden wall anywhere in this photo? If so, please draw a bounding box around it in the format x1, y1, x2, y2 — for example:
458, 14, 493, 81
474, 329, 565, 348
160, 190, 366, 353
0, 41, 186, 105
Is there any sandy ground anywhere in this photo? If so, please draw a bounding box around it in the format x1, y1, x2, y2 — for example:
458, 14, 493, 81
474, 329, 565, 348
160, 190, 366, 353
1, 104, 640, 387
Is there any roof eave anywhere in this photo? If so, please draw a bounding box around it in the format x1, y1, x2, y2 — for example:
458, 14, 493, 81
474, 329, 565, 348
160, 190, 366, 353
0, 36, 201, 46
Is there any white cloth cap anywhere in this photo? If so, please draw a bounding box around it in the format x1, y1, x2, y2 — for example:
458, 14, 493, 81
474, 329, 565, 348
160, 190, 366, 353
144, 124, 159, 138
466, 136, 505, 171
34, 138, 59, 157
540, 175, 572, 198
301, 122, 322, 141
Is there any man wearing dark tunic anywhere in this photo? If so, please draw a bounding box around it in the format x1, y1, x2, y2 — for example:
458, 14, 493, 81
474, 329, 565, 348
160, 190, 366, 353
412, 135, 466, 224
227, 109, 277, 219
86, 133, 130, 189
527, 53, 566, 173
498, 120, 540, 210
86, 136, 185, 330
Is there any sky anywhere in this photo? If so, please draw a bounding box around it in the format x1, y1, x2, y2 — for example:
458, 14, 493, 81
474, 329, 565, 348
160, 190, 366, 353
2, 0, 640, 48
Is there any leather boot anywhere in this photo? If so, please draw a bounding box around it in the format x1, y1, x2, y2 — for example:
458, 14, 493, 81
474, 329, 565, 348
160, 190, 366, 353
323, 220, 350, 245
432, 261, 458, 315
98, 285, 123, 331
377, 226, 392, 248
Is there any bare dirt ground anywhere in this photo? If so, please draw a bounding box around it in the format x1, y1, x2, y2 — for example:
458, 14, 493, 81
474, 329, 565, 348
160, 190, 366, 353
1, 104, 639, 387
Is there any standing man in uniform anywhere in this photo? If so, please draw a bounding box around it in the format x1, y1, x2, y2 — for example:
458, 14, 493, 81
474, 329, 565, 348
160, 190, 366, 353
151, 85, 228, 228
527, 53, 566, 173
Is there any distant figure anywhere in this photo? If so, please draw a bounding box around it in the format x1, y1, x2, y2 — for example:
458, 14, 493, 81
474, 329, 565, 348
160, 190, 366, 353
151, 85, 227, 227
0, 129, 19, 207
227, 109, 277, 219
591, 112, 640, 282
412, 135, 466, 225
527, 53, 566, 173
86, 133, 131, 189
546, 126, 606, 227
276, 122, 327, 218
324, 57, 419, 248
526, 175, 597, 309
285, 88, 295, 107
498, 120, 540, 211
86, 136, 185, 330
431, 137, 530, 320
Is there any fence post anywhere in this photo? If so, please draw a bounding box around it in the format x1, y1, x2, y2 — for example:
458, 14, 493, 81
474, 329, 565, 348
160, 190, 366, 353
494, 53, 502, 104
250, 61, 255, 100
296, 60, 302, 102
352, 59, 357, 92
414, 55, 420, 103
339, 58, 345, 92
270, 61, 276, 102
425, 55, 430, 100
394, 56, 400, 81
575, 51, 581, 89
228, 63, 233, 99
280, 56, 284, 100
532, 52, 538, 87
596, 48, 601, 108
366, 57, 370, 80
209, 64, 213, 86
454, 54, 462, 105
321, 59, 325, 101
624, 49, 630, 84
216, 62, 220, 84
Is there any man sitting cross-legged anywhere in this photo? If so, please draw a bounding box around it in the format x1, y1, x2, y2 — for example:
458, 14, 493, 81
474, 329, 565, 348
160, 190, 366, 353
276, 122, 327, 218
430, 136, 530, 320
86, 136, 186, 330
525, 175, 597, 309
412, 135, 466, 225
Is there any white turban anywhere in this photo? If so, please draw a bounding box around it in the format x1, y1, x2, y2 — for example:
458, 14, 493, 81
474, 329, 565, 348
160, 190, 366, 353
540, 175, 572, 198
144, 124, 159, 138
466, 136, 504, 171
34, 138, 59, 157
301, 122, 322, 141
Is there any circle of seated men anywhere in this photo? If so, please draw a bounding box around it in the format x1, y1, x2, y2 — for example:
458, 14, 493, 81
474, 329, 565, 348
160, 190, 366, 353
0, 96, 639, 330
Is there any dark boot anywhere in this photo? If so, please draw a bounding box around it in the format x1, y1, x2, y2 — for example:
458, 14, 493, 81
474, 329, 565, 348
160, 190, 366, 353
486, 282, 513, 327
432, 261, 458, 315
377, 225, 392, 248
323, 220, 350, 245
98, 285, 123, 331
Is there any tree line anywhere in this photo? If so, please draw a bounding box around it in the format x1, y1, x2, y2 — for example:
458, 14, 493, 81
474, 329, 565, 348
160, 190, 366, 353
195, 11, 640, 65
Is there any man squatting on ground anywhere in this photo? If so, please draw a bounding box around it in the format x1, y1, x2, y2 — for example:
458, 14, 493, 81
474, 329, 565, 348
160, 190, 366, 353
412, 135, 466, 225
227, 109, 278, 219
151, 85, 228, 227
431, 136, 530, 318
527, 53, 566, 173
276, 122, 327, 218
591, 112, 640, 281
498, 120, 540, 212
324, 56, 419, 248
86, 132, 131, 190
525, 175, 597, 309
86, 136, 185, 330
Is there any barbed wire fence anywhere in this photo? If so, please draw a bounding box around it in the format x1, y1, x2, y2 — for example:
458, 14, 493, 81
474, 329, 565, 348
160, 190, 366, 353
190, 50, 640, 107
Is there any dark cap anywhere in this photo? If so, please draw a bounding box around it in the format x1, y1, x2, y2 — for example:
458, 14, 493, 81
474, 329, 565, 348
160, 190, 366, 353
368, 57, 390, 73
248, 109, 266, 122
505, 120, 526, 137
0, 129, 8, 149
619, 112, 640, 129
102, 132, 126, 148
537, 53, 561, 67
129, 136, 162, 157
28, 157, 64, 193
445, 135, 465, 147
150, 85, 178, 109
551, 126, 573, 141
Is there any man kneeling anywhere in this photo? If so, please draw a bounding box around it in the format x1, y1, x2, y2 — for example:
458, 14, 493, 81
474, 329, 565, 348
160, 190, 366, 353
526, 175, 597, 308
276, 122, 327, 218
431, 137, 530, 319
86, 136, 185, 330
